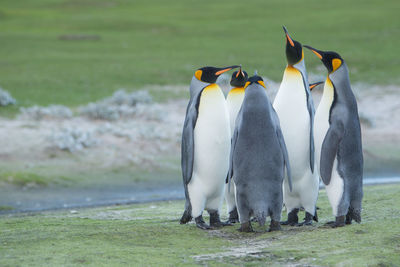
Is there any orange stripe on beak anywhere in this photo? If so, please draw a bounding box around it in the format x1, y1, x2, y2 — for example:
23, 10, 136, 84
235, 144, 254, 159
310, 49, 323, 60
286, 33, 294, 47
215, 68, 232, 76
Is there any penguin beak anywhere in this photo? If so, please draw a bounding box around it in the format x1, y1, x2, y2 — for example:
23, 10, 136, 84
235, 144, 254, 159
236, 67, 245, 78
304, 45, 323, 60
309, 81, 324, 91
283, 26, 295, 47
215, 65, 240, 76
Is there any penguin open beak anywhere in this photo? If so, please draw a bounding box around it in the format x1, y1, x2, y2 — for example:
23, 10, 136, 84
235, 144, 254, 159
215, 65, 240, 76
309, 81, 324, 91
283, 26, 295, 47
304, 45, 323, 60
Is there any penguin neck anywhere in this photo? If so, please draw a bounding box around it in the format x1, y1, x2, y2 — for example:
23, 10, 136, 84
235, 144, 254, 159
228, 87, 245, 95
189, 76, 210, 99
320, 77, 335, 111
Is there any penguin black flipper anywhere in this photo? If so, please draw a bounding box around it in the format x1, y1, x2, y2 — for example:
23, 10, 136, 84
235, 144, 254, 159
180, 87, 204, 224
227, 110, 241, 191
320, 123, 344, 185
296, 63, 315, 174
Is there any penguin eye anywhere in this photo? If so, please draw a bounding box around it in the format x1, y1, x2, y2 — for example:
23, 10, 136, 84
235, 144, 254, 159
332, 58, 342, 72
195, 70, 203, 81
257, 80, 266, 88
244, 81, 251, 89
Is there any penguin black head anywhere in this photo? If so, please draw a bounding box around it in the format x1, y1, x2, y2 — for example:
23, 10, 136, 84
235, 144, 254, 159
283, 26, 303, 65
304, 45, 343, 73
194, 65, 240, 83
244, 71, 266, 89
230, 67, 248, 88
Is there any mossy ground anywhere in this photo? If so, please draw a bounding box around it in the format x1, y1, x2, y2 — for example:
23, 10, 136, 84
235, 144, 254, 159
1, 184, 399, 266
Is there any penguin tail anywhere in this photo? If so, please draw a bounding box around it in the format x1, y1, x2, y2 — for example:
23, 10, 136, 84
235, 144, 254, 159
180, 209, 192, 224
256, 211, 266, 227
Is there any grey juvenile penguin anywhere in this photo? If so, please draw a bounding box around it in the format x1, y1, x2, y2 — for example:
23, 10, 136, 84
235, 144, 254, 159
227, 73, 292, 232
305, 45, 363, 227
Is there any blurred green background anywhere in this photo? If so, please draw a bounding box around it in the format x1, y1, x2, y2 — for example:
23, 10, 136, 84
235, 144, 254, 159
0, 0, 398, 113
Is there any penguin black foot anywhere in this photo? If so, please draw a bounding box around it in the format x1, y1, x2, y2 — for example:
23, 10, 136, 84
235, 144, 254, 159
280, 208, 299, 226
268, 220, 281, 232
225, 208, 239, 224
195, 216, 211, 230
180, 209, 192, 224
238, 221, 254, 232
297, 212, 314, 226
209, 210, 231, 228
313, 209, 319, 222
346, 207, 361, 224
325, 216, 345, 228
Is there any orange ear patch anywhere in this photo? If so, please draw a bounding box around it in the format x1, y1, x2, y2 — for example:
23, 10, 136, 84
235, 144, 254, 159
244, 81, 251, 89
258, 80, 266, 88
195, 70, 202, 81
332, 58, 342, 72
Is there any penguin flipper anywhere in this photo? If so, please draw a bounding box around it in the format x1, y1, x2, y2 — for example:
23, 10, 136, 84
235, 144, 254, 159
227, 116, 240, 191
276, 127, 292, 192
320, 124, 344, 185
181, 90, 202, 186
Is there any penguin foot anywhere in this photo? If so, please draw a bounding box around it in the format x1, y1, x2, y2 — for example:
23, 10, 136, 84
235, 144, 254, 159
280, 208, 299, 226
238, 221, 254, 232
179, 209, 192, 224
297, 212, 315, 226
346, 207, 361, 224
195, 216, 211, 230
268, 220, 281, 232
313, 209, 318, 222
209, 210, 230, 228
225, 208, 239, 224
325, 216, 345, 228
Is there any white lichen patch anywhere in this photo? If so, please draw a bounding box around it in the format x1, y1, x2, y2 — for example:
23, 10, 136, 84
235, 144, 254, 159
0, 87, 16, 106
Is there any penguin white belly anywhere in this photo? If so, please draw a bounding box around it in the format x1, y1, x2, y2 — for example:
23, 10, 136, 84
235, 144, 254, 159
188, 84, 231, 214
273, 67, 310, 180
325, 159, 343, 216
227, 88, 245, 134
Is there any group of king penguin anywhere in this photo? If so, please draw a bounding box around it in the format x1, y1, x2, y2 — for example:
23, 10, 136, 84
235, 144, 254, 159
180, 26, 363, 232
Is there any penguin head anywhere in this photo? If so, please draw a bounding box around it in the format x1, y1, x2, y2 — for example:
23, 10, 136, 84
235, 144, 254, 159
304, 45, 343, 73
230, 67, 248, 88
283, 26, 303, 65
244, 72, 266, 89
194, 65, 240, 83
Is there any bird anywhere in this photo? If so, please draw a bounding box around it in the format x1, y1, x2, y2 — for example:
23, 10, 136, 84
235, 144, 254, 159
180, 65, 240, 230
273, 26, 319, 226
224, 66, 248, 224
304, 45, 363, 227
227, 73, 292, 232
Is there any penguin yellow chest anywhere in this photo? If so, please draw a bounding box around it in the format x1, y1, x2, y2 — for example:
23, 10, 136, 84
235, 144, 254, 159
191, 84, 231, 194
226, 87, 245, 135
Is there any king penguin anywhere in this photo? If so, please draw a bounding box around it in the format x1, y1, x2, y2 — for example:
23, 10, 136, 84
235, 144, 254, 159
304, 45, 363, 227
273, 26, 319, 226
227, 73, 292, 232
180, 65, 240, 230
224, 67, 248, 224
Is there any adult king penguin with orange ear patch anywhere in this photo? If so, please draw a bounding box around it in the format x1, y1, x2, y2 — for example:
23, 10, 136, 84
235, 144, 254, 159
180, 65, 239, 230
304, 45, 363, 227
273, 26, 319, 226
224, 67, 248, 224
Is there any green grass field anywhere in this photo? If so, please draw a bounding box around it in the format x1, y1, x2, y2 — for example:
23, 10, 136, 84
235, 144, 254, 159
1, 184, 399, 266
0, 0, 399, 115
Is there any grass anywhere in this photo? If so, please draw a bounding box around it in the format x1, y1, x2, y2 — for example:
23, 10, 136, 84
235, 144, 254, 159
0, 0, 399, 116
1, 184, 399, 266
